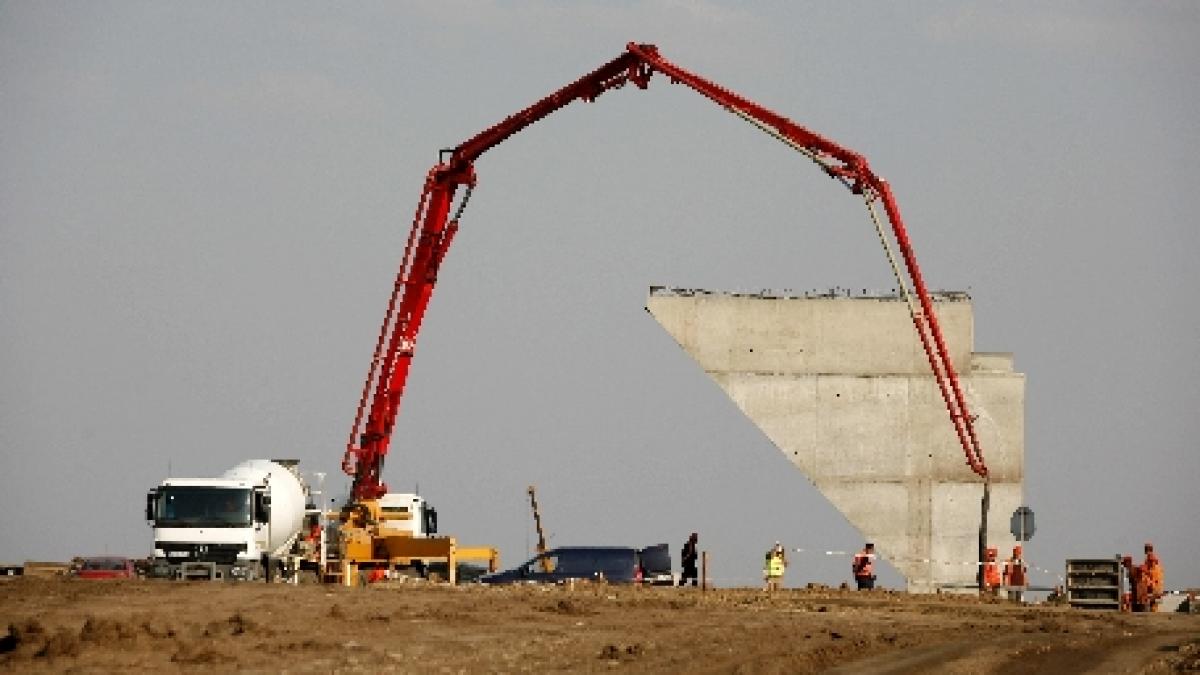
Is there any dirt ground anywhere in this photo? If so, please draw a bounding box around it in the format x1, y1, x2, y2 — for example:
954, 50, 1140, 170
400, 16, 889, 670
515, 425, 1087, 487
2, 577, 1198, 673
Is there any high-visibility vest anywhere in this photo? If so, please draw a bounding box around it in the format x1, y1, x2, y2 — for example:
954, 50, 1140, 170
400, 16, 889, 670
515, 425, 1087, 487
853, 552, 874, 578
983, 562, 1001, 588
1146, 558, 1164, 596
766, 553, 785, 577
1004, 558, 1027, 587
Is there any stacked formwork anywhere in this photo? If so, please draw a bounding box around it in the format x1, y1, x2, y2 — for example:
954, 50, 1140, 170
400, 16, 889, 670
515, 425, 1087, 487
1065, 558, 1124, 610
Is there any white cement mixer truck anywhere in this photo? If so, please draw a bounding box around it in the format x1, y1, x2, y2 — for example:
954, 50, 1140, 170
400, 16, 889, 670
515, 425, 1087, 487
145, 459, 311, 581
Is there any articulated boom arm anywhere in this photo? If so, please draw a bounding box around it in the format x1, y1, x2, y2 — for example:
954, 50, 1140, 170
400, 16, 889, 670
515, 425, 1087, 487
342, 43, 987, 502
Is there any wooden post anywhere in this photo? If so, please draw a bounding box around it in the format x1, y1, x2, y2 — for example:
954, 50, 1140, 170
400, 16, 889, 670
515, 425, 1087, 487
701, 551, 709, 592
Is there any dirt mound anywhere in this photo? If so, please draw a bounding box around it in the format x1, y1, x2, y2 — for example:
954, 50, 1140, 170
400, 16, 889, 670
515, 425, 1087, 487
539, 598, 596, 615
80, 615, 139, 643
599, 642, 645, 662
2, 577, 1197, 672
171, 640, 231, 665
203, 611, 269, 638
35, 627, 82, 660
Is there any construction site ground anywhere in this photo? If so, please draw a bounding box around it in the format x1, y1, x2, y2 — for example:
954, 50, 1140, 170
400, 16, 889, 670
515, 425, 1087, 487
2, 576, 1198, 673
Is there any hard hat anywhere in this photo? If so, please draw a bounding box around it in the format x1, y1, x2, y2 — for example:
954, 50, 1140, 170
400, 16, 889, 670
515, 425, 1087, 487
1144, 542, 1154, 552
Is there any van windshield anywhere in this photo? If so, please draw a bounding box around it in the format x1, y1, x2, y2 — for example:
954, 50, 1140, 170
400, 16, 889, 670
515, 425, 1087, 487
155, 487, 251, 527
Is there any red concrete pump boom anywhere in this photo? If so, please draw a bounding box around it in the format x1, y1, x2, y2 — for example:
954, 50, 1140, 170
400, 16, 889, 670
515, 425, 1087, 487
341, 42, 989, 501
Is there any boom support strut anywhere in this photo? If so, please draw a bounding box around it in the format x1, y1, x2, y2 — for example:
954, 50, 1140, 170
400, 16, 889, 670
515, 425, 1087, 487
342, 42, 989, 502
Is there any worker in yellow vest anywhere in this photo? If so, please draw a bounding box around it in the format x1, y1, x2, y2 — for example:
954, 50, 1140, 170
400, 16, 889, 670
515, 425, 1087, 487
763, 541, 787, 592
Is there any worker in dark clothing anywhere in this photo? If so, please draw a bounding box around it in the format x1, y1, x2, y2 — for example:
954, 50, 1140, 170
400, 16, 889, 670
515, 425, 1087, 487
679, 532, 699, 587
852, 543, 876, 590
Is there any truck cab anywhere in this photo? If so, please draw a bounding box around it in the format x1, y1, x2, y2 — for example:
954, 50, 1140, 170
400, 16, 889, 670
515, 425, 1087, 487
145, 459, 308, 581
147, 479, 264, 579
377, 493, 438, 537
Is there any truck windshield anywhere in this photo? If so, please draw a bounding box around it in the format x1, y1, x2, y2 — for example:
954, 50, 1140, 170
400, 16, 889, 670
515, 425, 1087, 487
156, 487, 251, 527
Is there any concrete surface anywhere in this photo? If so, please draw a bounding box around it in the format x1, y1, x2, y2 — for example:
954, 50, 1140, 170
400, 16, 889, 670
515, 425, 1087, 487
646, 288, 1025, 592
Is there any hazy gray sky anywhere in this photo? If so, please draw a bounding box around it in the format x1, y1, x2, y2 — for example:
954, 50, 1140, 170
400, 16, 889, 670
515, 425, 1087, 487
2, 1, 1197, 589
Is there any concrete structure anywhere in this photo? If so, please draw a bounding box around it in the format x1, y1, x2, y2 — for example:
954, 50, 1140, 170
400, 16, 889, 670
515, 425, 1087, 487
646, 287, 1024, 592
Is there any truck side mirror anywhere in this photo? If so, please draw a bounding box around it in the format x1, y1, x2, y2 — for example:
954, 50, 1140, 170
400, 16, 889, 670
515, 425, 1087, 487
145, 491, 157, 522
424, 506, 438, 535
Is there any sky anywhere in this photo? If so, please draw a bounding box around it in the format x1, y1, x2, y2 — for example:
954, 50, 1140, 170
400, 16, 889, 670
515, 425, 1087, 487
2, 1, 1197, 590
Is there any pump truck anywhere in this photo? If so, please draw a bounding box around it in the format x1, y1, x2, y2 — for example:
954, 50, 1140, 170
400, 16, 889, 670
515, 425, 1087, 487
336, 43, 991, 580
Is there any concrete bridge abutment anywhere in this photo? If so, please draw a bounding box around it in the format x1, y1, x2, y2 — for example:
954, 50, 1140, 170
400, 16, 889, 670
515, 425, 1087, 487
646, 288, 1024, 593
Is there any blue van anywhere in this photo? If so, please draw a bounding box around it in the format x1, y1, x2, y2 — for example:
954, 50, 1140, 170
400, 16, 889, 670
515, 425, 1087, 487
480, 544, 671, 585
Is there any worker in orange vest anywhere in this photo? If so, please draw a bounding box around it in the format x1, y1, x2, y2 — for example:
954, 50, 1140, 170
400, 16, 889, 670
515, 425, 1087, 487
1144, 544, 1165, 611
852, 543, 876, 590
981, 547, 1001, 596
305, 519, 321, 551
1125, 543, 1165, 612
1002, 545, 1028, 603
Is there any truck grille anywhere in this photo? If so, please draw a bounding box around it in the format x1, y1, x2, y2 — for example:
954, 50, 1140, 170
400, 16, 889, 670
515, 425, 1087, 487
156, 542, 247, 565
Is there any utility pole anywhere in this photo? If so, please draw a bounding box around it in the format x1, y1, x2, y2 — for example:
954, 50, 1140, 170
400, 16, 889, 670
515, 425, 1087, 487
527, 485, 552, 573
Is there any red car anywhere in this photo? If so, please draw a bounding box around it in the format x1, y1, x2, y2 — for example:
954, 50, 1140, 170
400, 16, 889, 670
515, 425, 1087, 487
76, 556, 136, 579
